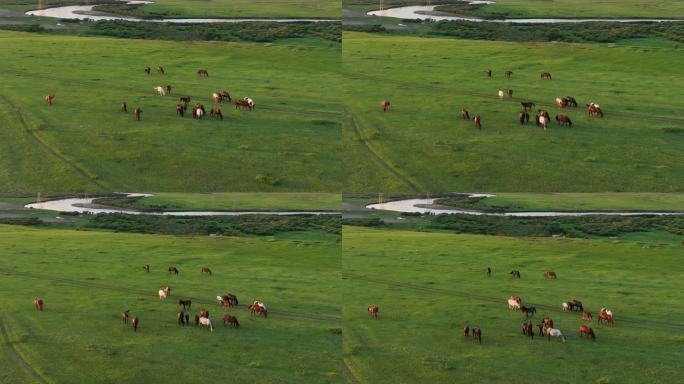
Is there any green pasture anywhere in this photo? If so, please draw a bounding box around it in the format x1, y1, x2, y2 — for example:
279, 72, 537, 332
0, 224, 341, 383
343, 32, 684, 192
342, 225, 684, 383
0, 31, 341, 192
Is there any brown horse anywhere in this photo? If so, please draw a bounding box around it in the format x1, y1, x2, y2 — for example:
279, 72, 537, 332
249, 303, 268, 318
541, 72, 552, 80
473, 115, 482, 130
504, 71, 513, 78
177, 311, 186, 326
522, 322, 534, 339
199, 308, 210, 319
381, 100, 390, 112
131, 316, 139, 332
144, 66, 151, 75
555, 115, 572, 127
222, 314, 240, 328
510, 270, 521, 278
121, 101, 128, 113
519, 111, 530, 125
543, 316, 554, 329
508, 89, 513, 98
168, 266, 179, 275
579, 325, 596, 341
485, 69, 492, 77
544, 271, 557, 279
45, 94, 55, 106
201, 267, 213, 275
461, 109, 470, 121
176, 104, 185, 117
134, 107, 142, 121
210, 107, 223, 120
33, 297, 44, 311
521, 101, 535, 111
587, 104, 604, 118
197, 69, 209, 77
598, 312, 614, 327
563, 96, 577, 107
368, 306, 378, 320
537, 323, 545, 336
234, 99, 253, 111
166, 84, 172, 95
463, 324, 470, 336
122, 310, 130, 324
179, 96, 191, 104
156, 66, 165, 74
178, 299, 191, 310
581, 310, 593, 321
472, 327, 482, 344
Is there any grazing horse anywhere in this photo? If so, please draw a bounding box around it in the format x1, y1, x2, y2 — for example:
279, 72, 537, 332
504, 70, 513, 78
177, 311, 186, 326
562, 302, 570, 312
122, 310, 130, 324
539, 115, 549, 131
519, 111, 530, 125
598, 312, 614, 327
199, 317, 213, 332
166, 84, 172, 95
168, 266, 179, 275
463, 324, 470, 336
563, 96, 577, 107
510, 270, 521, 278
223, 314, 240, 328
498, 90, 505, 99
486, 267, 491, 277
154, 86, 166, 96
537, 323, 545, 336
159, 288, 169, 300
219, 294, 238, 307
521, 306, 536, 317
200, 308, 210, 319
508, 89, 513, 98
212, 91, 231, 103
179, 96, 191, 104
587, 103, 604, 118
473, 115, 482, 130
579, 325, 596, 341
381, 100, 390, 112
45, 94, 55, 106
521, 102, 535, 111
461, 109, 470, 121
234, 99, 253, 111
176, 104, 185, 117
569, 299, 584, 312
178, 299, 191, 310
555, 115, 572, 127
522, 322, 534, 339
368, 305, 379, 320
33, 297, 44, 311
131, 316, 139, 332
249, 303, 268, 318
543, 316, 554, 329
581, 310, 593, 321
197, 69, 209, 77
485, 69, 492, 77
156, 66, 165, 74
508, 299, 521, 310
144, 66, 151, 75
472, 327, 482, 344
541, 72, 552, 80
546, 328, 566, 342
544, 271, 557, 279
210, 107, 223, 120
556, 97, 566, 108
201, 267, 213, 275
134, 107, 142, 121
121, 101, 128, 113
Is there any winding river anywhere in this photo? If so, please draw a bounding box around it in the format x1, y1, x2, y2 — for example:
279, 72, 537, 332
25, 194, 339, 216
365, 194, 684, 217
26, 0, 337, 23
367, 3, 684, 23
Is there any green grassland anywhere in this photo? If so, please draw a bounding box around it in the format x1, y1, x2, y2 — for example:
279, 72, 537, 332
0, 224, 341, 383
94, 192, 341, 211
435, 193, 684, 212
0, 0, 339, 18
342, 225, 684, 383
343, 32, 684, 192
0, 31, 341, 192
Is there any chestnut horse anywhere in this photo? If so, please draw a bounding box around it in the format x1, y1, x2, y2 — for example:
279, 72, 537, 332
249, 303, 268, 318
472, 327, 482, 344
134, 107, 142, 121
473, 115, 482, 130
201, 267, 213, 275
587, 103, 604, 118
234, 99, 254, 111
579, 325, 596, 341
131, 316, 139, 332
368, 305, 379, 320
33, 297, 44, 311
177, 311, 186, 326
381, 100, 390, 112
461, 109, 470, 121
555, 115, 572, 127
45, 94, 55, 106
122, 310, 129, 324
210, 107, 223, 120
543, 271, 557, 279
219, 294, 238, 307
121, 101, 128, 113
223, 314, 240, 328
166, 84, 172, 95
176, 104, 185, 117
581, 310, 593, 321
541, 72, 552, 80
463, 324, 469, 336
522, 322, 534, 339
598, 312, 614, 327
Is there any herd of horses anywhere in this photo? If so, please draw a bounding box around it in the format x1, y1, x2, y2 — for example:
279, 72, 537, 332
43, 65, 256, 123
367, 267, 617, 346
379, 69, 606, 131
31, 264, 269, 336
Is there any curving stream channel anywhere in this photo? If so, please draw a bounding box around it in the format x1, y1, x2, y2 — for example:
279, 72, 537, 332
26, 0, 337, 23
25, 194, 339, 216
365, 194, 684, 217
367, 2, 684, 23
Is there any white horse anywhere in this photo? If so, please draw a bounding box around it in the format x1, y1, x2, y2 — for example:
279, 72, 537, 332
562, 302, 570, 312
589, 102, 600, 109
195, 107, 204, 119
154, 86, 166, 96
199, 317, 213, 332
212, 92, 221, 103
244, 97, 254, 108
539, 115, 548, 130
507, 299, 520, 310
555, 97, 564, 107
498, 90, 504, 99
158, 289, 167, 300
216, 295, 224, 305
546, 328, 566, 342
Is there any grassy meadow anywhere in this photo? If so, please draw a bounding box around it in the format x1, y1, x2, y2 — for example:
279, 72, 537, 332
343, 32, 684, 192
0, 31, 341, 192
0, 224, 341, 383
342, 225, 684, 383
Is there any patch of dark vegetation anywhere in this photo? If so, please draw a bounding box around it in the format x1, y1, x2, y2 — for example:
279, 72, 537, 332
85, 213, 341, 236
342, 217, 384, 227
0, 217, 42, 226
425, 214, 684, 238
662, 127, 684, 134
82, 20, 341, 42
0, 24, 45, 33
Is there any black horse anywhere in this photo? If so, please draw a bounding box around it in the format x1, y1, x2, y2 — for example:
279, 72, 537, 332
521, 305, 537, 317
510, 270, 521, 278
168, 266, 179, 275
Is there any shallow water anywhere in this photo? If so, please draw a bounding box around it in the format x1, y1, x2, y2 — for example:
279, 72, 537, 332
365, 194, 684, 217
